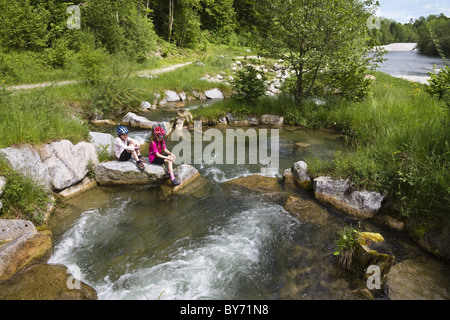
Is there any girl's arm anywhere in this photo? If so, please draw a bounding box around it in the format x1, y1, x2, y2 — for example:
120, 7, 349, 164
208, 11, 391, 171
115, 137, 135, 152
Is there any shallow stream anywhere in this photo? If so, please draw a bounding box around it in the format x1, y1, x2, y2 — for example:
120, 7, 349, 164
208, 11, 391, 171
47, 111, 449, 300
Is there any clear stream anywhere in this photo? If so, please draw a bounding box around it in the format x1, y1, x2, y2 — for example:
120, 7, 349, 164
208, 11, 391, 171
48, 116, 448, 300
47, 51, 449, 300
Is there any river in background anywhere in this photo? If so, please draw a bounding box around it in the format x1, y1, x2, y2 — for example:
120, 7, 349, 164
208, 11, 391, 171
375, 43, 446, 84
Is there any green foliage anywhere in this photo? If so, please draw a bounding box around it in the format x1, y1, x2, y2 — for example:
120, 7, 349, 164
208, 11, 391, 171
77, 44, 109, 85
334, 225, 361, 270
427, 65, 450, 105
201, 0, 237, 43
368, 18, 419, 45
0, 0, 50, 50
84, 57, 145, 119
230, 64, 267, 104
252, 0, 382, 102
0, 161, 51, 226
45, 37, 74, 69
416, 14, 450, 57
0, 90, 88, 148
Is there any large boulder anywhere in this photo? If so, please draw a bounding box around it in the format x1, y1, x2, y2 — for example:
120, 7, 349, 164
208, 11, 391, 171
0, 141, 98, 192
205, 88, 224, 99
93, 160, 166, 185
0, 145, 52, 189
89, 132, 115, 158
313, 176, 385, 219
0, 264, 97, 300
39, 140, 99, 191
386, 257, 450, 300
0, 219, 52, 282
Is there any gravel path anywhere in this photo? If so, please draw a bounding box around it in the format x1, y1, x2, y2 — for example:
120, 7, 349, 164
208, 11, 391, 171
6, 62, 194, 91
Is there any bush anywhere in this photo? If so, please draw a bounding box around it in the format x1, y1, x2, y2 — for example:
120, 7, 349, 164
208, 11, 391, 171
231, 64, 267, 104
426, 65, 450, 106
84, 57, 144, 119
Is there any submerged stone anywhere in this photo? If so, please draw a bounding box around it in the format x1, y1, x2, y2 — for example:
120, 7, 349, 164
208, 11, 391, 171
0, 264, 97, 300
284, 195, 329, 225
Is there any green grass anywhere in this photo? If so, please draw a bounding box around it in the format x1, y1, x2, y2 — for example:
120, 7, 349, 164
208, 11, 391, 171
0, 159, 51, 226
0, 88, 89, 148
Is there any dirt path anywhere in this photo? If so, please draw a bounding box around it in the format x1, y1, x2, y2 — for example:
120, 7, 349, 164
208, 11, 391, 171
5, 62, 194, 91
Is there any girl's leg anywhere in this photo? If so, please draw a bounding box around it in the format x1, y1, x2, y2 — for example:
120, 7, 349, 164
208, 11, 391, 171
128, 141, 141, 162
165, 159, 174, 179
165, 159, 180, 185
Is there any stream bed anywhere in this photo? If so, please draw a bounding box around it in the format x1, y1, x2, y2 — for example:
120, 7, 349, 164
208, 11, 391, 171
47, 117, 450, 300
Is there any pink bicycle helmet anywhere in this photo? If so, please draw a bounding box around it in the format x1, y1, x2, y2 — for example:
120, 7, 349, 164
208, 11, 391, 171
154, 126, 166, 137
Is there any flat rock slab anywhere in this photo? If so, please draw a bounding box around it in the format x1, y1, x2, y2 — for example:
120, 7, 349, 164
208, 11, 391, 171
94, 160, 166, 185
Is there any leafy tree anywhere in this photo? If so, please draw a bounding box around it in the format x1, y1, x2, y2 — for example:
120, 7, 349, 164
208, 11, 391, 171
416, 14, 450, 57
173, 0, 203, 48
80, 0, 156, 61
252, 0, 384, 103
0, 0, 50, 50
201, 0, 237, 43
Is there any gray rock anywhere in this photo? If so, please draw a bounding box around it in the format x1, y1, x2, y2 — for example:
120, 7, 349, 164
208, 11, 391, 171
122, 112, 158, 129
89, 132, 115, 158
140, 101, 152, 110
0, 219, 37, 242
205, 88, 224, 99
165, 90, 181, 102
40, 140, 99, 191
121, 112, 172, 134
93, 160, 166, 185
313, 176, 385, 219
292, 161, 312, 190
260, 114, 284, 125
0, 176, 6, 196
0, 145, 52, 189
0, 141, 98, 192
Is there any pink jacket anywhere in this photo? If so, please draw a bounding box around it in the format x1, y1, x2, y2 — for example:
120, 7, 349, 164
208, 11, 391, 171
148, 139, 166, 162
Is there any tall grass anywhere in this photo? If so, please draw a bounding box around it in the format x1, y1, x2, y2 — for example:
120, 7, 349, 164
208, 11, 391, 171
0, 89, 89, 148
192, 72, 449, 220
307, 72, 449, 220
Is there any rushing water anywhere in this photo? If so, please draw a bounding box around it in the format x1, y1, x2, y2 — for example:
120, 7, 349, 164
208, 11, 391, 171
48, 125, 358, 300
47, 50, 450, 299
47, 118, 449, 300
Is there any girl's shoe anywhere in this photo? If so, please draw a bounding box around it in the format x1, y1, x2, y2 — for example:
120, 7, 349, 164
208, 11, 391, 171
137, 160, 145, 170
172, 178, 181, 186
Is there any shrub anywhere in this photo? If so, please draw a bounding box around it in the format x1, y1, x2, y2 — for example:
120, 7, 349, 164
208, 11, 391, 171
231, 63, 267, 104
426, 65, 450, 106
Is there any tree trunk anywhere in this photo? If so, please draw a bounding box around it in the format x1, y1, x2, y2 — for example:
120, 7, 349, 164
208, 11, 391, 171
168, 0, 174, 43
